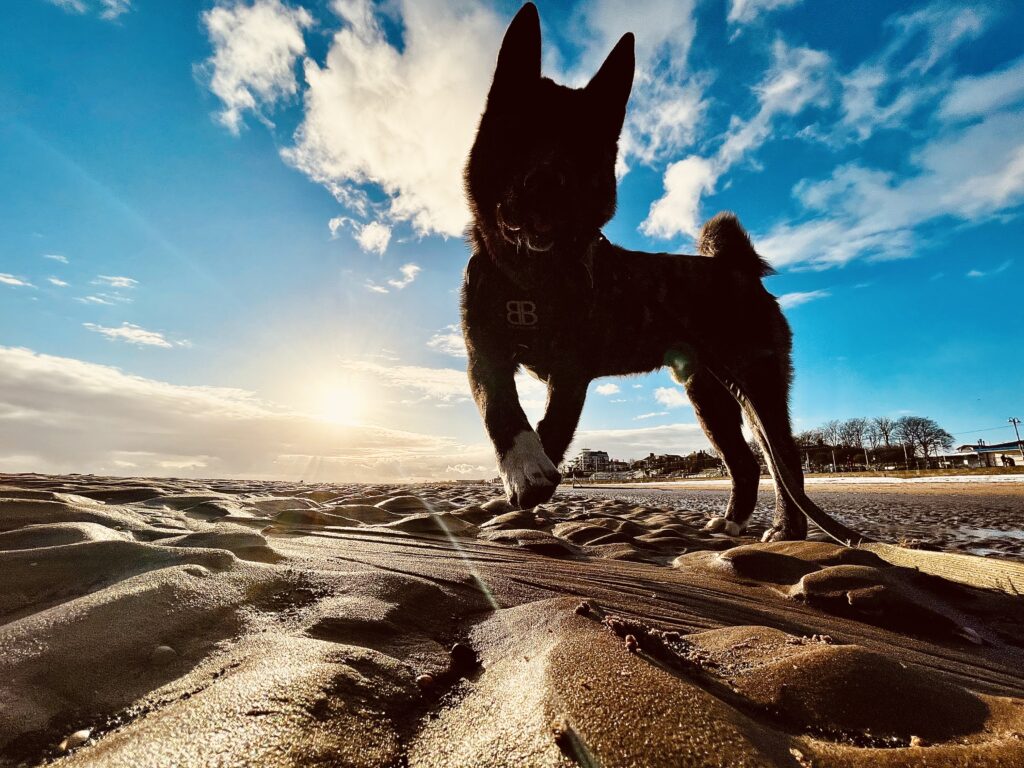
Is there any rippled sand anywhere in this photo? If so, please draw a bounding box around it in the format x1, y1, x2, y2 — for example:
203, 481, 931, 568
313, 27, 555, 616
2, 473, 1024, 767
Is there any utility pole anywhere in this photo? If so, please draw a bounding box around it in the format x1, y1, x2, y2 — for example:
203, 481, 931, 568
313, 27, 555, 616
1011, 417, 1024, 464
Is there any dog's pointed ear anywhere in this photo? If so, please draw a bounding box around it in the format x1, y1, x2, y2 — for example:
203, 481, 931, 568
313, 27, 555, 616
586, 32, 635, 132
489, 3, 541, 102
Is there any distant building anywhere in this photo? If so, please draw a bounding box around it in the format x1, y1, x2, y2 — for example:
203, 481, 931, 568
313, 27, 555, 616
956, 440, 1024, 468
571, 449, 611, 473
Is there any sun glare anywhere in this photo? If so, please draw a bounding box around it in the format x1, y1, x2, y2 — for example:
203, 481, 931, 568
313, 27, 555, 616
318, 384, 365, 425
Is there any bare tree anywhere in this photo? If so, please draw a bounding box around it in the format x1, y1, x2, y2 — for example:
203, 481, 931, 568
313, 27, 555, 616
839, 417, 870, 448
820, 419, 843, 447
795, 429, 824, 447
871, 416, 896, 447
894, 416, 954, 459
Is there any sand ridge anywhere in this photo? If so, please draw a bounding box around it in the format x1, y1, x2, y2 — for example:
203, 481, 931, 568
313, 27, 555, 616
2, 473, 1024, 767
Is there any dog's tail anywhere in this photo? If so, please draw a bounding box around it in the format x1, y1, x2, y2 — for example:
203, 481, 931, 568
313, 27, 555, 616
698, 212, 775, 278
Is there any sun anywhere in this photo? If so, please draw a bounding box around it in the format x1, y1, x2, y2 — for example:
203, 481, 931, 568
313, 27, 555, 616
318, 383, 365, 425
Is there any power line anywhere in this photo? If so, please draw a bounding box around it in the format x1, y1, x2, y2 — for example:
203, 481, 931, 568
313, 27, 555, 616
949, 425, 1014, 436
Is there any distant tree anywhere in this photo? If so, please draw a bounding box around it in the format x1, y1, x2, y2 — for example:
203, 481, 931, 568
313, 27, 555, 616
870, 416, 896, 447
820, 419, 843, 447
839, 418, 870, 448
795, 429, 825, 447
893, 416, 954, 459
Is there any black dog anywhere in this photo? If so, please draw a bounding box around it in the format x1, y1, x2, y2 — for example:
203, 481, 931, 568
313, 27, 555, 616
461, 4, 866, 544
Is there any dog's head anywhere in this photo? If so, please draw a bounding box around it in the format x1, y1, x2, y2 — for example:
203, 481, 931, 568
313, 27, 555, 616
466, 3, 634, 258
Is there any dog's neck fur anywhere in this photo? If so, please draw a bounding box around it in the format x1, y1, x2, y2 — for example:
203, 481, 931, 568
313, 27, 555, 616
471, 224, 602, 291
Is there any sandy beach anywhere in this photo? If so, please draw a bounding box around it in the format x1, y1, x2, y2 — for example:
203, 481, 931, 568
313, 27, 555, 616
3, 472, 1024, 767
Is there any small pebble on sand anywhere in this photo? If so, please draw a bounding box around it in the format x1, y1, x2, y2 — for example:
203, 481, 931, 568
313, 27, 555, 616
59, 729, 92, 751
416, 673, 434, 690
625, 634, 639, 652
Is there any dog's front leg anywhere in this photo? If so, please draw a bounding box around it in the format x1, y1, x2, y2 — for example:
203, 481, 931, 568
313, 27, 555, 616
537, 377, 589, 467
467, 351, 561, 509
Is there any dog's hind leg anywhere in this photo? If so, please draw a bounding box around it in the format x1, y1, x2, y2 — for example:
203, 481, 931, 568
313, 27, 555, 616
685, 371, 760, 537
733, 357, 808, 542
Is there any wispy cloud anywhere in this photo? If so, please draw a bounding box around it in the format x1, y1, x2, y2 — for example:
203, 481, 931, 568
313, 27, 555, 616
0, 345, 487, 481
759, 109, 1024, 269
966, 260, 1012, 279
642, 39, 831, 239
0, 274, 35, 288
200, 0, 313, 134
727, 0, 804, 26
76, 295, 115, 306
368, 263, 421, 293
344, 359, 470, 403
94, 275, 138, 289
427, 324, 467, 358
777, 289, 830, 309
47, 277, 69, 287
634, 411, 669, 420
45, 0, 131, 20
595, 382, 621, 396
83, 322, 189, 348
43, 253, 69, 264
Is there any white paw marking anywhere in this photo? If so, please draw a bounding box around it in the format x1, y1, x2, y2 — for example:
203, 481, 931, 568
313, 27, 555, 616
703, 516, 745, 537
499, 431, 559, 506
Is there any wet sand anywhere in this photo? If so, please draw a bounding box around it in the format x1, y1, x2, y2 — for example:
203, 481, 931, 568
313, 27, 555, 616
573, 481, 1024, 560
2, 472, 1024, 767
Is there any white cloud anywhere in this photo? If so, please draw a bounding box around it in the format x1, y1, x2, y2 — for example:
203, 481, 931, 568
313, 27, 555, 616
365, 263, 420, 294
0, 345, 489, 481
777, 289, 830, 309
94, 275, 138, 289
0, 274, 34, 288
43, 253, 69, 264
200, 0, 313, 134
940, 55, 1024, 120
76, 295, 116, 306
387, 263, 421, 289
595, 382, 621, 396
343, 359, 470, 403
47, 277, 69, 287
46, 0, 132, 20
642, 40, 831, 239
654, 386, 689, 409
634, 411, 669, 420
355, 220, 392, 255
759, 109, 1024, 269
966, 260, 1012, 279
427, 324, 467, 358
574, 0, 705, 168
99, 0, 130, 19
46, 0, 87, 14
727, 0, 803, 25
282, 0, 504, 237
83, 322, 189, 349
886, 2, 989, 77
640, 156, 717, 239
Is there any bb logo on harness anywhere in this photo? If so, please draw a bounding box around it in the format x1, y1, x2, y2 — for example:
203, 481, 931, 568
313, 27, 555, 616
506, 300, 538, 327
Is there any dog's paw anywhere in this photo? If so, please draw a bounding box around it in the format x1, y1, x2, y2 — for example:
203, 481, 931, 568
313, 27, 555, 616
760, 525, 806, 542
703, 516, 745, 537
499, 431, 560, 509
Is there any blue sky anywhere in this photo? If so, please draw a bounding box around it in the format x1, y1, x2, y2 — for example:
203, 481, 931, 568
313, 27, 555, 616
1, 0, 1022, 480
